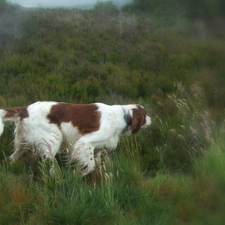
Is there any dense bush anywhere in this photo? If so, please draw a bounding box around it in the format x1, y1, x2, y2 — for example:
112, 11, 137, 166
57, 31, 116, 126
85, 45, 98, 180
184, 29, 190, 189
125, 0, 225, 18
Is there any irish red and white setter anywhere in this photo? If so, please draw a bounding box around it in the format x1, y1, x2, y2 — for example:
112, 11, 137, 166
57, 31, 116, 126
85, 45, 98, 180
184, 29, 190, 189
0, 101, 151, 175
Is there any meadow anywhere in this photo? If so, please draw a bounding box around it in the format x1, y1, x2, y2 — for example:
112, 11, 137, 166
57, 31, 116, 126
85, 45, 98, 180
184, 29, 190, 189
0, 0, 225, 224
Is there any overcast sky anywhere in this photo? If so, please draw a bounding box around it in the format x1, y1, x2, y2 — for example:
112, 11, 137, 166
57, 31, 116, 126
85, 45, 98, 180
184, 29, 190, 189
8, 0, 132, 8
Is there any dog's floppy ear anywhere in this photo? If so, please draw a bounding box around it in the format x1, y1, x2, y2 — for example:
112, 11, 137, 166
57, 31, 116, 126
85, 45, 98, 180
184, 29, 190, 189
131, 113, 145, 134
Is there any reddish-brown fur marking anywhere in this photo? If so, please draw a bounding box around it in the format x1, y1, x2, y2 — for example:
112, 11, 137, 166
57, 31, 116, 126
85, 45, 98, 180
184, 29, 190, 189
47, 103, 101, 135
131, 106, 147, 134
5, 107, 29, 120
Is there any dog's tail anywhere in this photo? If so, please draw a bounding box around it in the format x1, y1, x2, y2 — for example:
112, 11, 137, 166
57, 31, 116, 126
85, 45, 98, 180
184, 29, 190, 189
0, 107, 27, 136
0, 109, 6, 136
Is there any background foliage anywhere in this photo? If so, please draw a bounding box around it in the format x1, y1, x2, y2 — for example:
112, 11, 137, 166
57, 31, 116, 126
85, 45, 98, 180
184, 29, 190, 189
0, 0, 225, 224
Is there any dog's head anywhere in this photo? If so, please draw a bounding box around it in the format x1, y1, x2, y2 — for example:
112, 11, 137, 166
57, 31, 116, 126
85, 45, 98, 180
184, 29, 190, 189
130, 105, 151, 134
123, 105, 151, 135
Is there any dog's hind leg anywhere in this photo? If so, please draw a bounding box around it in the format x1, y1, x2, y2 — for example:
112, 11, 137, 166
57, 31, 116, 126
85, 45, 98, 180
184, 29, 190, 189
10, 124, 29, 162
10, 144, 30, 162
36, 130, 63, 175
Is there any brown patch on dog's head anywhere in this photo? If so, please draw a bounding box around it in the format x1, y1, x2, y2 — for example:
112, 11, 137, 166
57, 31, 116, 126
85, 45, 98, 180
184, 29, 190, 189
130, 105, 147, 134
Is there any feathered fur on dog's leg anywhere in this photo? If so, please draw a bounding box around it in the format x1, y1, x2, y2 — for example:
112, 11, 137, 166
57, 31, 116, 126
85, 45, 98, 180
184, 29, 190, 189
71, 141, 95, 176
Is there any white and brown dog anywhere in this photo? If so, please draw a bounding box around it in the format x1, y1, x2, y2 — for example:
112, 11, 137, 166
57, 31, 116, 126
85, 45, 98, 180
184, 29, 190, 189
0, 101, 151, 176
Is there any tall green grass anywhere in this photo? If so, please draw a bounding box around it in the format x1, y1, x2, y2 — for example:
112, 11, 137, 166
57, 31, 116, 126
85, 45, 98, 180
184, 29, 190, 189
1, 138, 225, 224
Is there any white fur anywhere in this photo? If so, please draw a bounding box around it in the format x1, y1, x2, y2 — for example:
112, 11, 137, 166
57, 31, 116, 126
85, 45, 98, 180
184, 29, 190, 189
0, 101, 151, 176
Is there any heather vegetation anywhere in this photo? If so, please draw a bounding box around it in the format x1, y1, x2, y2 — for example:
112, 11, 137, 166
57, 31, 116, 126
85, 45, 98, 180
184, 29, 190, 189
0, 0, 225, 224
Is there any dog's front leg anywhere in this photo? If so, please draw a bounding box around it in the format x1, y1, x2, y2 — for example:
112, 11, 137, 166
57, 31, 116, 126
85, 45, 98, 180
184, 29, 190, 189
71, 141, 95, 176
